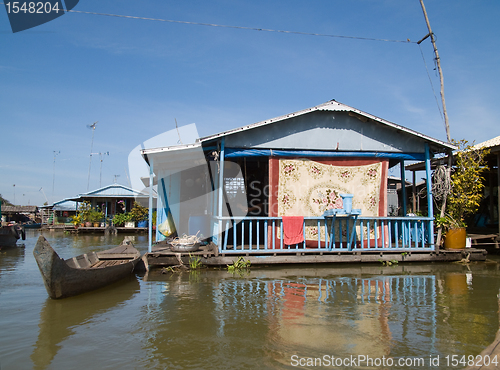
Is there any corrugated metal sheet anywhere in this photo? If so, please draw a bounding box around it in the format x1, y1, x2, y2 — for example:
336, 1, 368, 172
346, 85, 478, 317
52, 200, 77, 211
76, 184, 148, 198
2, 206, 38, 213
200, 100, 456, 153
473, 135, 500, 151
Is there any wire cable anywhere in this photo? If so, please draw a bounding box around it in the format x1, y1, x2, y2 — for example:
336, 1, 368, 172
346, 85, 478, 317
64, 8, 416, 44
419, 44, 445, 124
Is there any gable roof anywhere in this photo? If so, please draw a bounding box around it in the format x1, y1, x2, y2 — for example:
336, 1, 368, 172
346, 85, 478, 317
200, 100, 455, 153
52, 199, 78, 211
75, 184, 149, 199
473, 135, 500, 153
1, 205, 38, 214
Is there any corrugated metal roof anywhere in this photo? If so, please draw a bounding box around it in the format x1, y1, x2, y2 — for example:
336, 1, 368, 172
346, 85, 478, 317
473, 135, 500, 151
2, 206, 38, 213
52, 199, 78, 211
76, 184, 149, 198
200, 100, 456, 152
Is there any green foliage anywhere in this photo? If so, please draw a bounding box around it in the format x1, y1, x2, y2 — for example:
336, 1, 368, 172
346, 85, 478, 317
435, 214, 466, 231
0, 195, 14, 206
446, 140, 489, 228
129, 202, 148, 221
76, 201, 92, 222
112, 212, 132, 226
73, 201, 104, 224
71, 213, 83, 226
380, 259, 398, 266
227, 257, 251, 273
188, 253, 203, 270
89, 210, 104, 223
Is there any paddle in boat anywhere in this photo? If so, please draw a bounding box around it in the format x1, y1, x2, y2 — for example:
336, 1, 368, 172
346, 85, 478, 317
33, 235, 141, 299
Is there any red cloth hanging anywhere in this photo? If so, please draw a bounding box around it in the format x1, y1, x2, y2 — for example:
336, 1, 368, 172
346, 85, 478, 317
282, 216, 304, 245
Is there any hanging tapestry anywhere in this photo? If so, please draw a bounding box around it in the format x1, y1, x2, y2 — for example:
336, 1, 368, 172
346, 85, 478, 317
274, 158, 387, 244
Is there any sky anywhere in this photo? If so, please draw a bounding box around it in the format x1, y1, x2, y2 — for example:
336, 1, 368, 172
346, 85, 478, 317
1, 0, 499, 206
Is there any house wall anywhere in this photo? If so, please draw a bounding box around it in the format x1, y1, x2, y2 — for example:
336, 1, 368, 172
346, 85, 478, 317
223, 111, 427, 154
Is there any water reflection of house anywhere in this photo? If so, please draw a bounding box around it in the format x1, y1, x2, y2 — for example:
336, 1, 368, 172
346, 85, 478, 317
142, 100, 459, 261
266, 275, 438, 365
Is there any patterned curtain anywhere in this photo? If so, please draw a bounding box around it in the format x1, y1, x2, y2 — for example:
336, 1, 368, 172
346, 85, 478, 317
270, 158, 388, 245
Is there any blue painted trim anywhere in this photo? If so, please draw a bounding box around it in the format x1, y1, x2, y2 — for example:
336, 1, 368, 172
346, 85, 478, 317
400, 160, 407, 216
224, 148, 426, 161
148, 160, 154, 253
424, 144, 435, 249
217, 138, 225, 251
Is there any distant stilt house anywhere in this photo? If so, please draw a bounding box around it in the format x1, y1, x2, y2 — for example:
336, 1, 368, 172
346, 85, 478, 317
472, 136, 500, 236
142, 100, 456, 254
70, 183, 154, 221
406, 135, 500, 244
41, 199, 78, 225
43, 184, 157, 228
1, 205, 40, 224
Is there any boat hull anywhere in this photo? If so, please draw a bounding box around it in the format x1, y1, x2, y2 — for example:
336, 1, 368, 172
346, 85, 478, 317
33, 236, 141, 299
0, 225, 21, 248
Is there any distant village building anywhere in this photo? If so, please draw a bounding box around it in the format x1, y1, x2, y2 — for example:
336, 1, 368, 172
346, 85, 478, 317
1, 205, 40, 224
44, 184, 156, 226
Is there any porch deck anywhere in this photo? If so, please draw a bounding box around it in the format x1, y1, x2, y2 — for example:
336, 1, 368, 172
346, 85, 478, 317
142, 241, 487, 270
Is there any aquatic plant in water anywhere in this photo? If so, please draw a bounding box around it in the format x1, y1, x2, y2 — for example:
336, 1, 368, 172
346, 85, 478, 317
227, 257, 251, 273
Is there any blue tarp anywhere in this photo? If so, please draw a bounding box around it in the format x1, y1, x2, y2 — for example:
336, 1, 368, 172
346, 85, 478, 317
224, 148, 425, 161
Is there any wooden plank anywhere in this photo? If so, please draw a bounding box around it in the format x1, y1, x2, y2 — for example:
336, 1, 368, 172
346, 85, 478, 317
144, 248, 487, 268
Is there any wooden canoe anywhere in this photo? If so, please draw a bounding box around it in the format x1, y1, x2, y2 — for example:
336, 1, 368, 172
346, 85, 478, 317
33, 235, 141, 299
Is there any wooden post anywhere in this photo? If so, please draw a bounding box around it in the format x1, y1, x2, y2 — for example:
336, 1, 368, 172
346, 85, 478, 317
419, 0, 451, 143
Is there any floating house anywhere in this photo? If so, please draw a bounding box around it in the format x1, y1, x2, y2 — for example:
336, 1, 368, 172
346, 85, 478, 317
43, 184, 156, 231
1, 205, 40, 224
41, 199, 78, 225
141, 100, 486, 266
70, 183, 151, 218
407, 134, 500, 248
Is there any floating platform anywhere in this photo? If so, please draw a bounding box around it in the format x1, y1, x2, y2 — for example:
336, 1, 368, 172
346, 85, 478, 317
142, 242, 488, 271
43, 225, 147, 234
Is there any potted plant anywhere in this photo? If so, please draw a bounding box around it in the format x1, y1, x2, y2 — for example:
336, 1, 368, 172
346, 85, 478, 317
75, 201, 93, 227
70, 213, 83, 228
89, 210, 104, 227
439, 140, 489, 249
129, 202, 148, 227
112, 212, 131, 227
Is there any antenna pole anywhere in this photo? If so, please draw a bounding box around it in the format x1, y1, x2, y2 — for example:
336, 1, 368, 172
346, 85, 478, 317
99, 152, 109, 188
52, 150, 60, 200
419, 0, 451, 143
87, 122, 98, 191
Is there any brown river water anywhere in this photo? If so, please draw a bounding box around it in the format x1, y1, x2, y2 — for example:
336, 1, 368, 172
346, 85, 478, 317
1, 230, 500, 369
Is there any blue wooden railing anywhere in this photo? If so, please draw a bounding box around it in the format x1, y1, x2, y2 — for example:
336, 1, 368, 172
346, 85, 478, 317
217, 216, 434, 253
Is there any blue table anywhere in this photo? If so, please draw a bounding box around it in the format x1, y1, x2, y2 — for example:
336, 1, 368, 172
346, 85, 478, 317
323, 208, 361, 251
